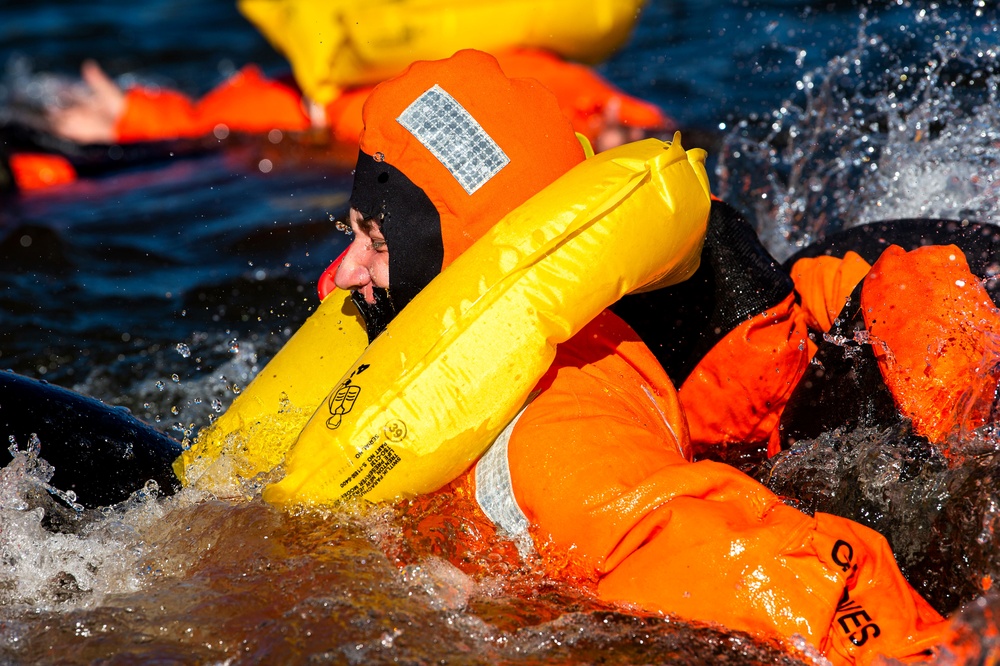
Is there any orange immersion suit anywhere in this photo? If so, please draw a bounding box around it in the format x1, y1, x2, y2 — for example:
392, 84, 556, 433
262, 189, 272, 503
677, 248, 874, 457
669, 213, 1000, 457
111, 49, 668, 147
458, 308, 946, 665
330, 50, 956, 664
8, 49, 670, 192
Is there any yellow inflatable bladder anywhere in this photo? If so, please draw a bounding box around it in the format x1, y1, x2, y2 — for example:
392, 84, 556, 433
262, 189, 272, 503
259, 136, 709, 506
238, 0, 647, 105
178, 136, 710, 504
174, 288, 368, 494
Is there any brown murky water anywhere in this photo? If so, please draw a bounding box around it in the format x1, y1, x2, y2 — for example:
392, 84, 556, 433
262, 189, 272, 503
0, 472, 810, 665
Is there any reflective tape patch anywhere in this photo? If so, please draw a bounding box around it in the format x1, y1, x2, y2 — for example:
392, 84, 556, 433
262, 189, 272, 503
474, 410, 529, 538
397, 84, 509, 195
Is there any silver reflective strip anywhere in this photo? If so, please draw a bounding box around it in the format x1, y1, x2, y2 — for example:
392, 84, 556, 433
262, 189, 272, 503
474, 410, 528, 538
396, 84, 509, 194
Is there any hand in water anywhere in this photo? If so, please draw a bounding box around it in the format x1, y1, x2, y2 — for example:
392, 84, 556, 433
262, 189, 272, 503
46, 60, 125, 144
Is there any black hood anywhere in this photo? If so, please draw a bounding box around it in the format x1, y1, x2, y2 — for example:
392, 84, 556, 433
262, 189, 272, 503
350, 150, 445, 315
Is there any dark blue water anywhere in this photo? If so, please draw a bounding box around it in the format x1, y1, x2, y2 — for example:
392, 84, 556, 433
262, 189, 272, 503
0, 0, 936, 388
3, 1, 1000, 664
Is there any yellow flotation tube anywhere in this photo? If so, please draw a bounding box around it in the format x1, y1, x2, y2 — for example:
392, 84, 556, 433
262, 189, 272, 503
173, 288, 368, 494
238, 0, 647, 105
177, 136, 710, 504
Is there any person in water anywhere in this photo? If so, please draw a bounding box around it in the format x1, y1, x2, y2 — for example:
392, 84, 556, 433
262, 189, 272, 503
5, 9, 668, 192
4, 40, 992, 666
326, 48, 949, 665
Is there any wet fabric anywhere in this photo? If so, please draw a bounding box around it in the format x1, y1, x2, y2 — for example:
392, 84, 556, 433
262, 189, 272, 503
790, 251, 872, 333
611, 200, 812, 457
0, 370, 182, 508
349, 150, 443, 314
111, 50, 663, 153
861, 244, 1000, 444
349, 287, 397, 344
678, 292, 812, 457
780, 225, 1000, 449
783, 218, 1000, 307
776, 278, 900, 446
634, 215, 1000, 457
463, 308, 946, 665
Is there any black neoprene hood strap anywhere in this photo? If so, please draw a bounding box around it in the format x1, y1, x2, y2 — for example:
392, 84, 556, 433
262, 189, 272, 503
350, 150, 445, 314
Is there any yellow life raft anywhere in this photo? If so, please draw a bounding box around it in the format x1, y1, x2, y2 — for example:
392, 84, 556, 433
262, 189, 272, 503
177, 136, 710, 505
238, 0, 647, 105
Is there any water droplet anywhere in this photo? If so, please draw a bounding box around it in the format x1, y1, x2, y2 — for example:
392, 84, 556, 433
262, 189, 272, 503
155, 381, 165, 391
176, 343, 191, 358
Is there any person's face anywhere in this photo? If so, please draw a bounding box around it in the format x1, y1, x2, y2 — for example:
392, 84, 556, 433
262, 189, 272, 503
333, 207, 390, 304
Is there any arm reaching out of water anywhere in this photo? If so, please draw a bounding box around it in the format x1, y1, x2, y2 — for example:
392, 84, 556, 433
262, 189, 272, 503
45, 60, 125, 144
44, 60, 311, 145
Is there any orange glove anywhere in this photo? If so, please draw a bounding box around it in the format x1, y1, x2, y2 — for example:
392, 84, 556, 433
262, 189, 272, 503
678, 250, 873, 457
861, 244, 1000, 445
790, 251, 873, 333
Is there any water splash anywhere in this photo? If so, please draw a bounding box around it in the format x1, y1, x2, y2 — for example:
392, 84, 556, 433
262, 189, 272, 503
718, 3, 1000, 261
0, 436, 173, 612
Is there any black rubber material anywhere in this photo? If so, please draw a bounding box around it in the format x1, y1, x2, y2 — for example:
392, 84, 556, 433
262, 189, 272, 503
612, 199, 794, 384
0, 370, 182, 508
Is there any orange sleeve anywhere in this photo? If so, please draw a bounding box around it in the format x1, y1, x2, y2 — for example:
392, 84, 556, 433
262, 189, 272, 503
498, 311, 945, 664
114, 65, 310, 143
493, 48, 670, 144
790, 251, 872, 333
861, 244, 1000, 444
114, 86, 202, 142
195, 65, 310, 134
678, 292, 814, 458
